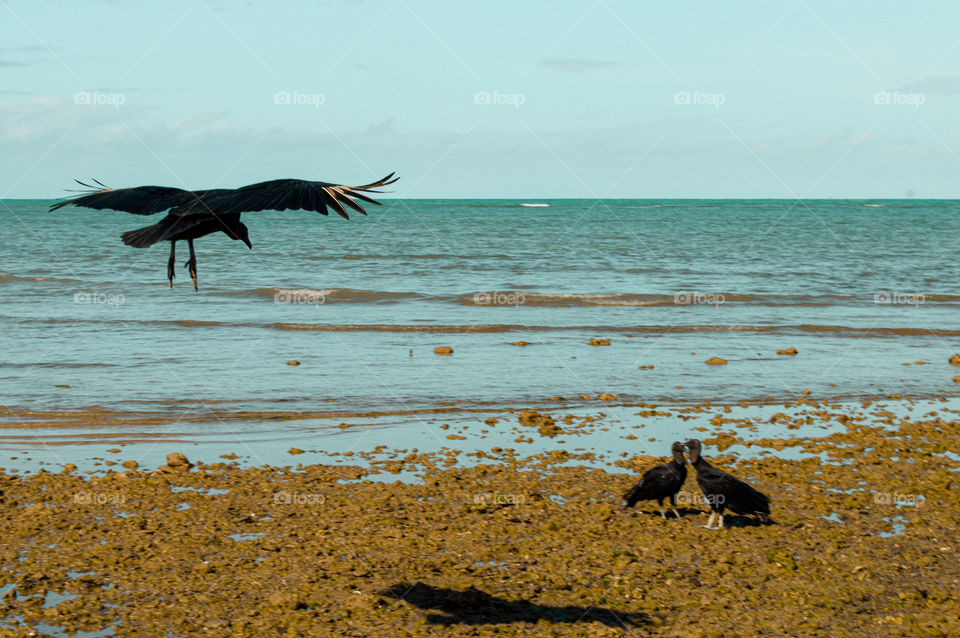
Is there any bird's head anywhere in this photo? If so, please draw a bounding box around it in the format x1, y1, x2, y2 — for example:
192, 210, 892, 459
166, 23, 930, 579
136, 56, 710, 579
670, 441, 686, 464
683, 439, 702, 463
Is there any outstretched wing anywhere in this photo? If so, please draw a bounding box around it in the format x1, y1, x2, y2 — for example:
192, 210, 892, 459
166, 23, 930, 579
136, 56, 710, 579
191, 172, 398, 219
50, 180, 197, 215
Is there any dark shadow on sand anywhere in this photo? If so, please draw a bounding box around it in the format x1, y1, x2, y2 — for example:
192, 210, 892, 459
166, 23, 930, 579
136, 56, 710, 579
380, 582, 649, 628
624, 506, 702, 519
685, 510, 777, 528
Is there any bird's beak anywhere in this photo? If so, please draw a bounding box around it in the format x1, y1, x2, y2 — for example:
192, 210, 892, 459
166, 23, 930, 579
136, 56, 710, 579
242, 237, 252, 249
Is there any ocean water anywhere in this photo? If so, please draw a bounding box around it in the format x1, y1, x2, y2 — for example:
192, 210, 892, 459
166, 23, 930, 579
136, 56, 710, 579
1, 198, 959, 469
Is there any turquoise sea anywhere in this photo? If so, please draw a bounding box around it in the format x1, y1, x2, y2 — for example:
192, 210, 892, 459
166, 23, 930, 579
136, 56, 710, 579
1, 199, 958, 470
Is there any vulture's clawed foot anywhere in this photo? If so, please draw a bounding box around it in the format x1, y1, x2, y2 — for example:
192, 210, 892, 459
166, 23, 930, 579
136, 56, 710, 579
184, 259, 198, 291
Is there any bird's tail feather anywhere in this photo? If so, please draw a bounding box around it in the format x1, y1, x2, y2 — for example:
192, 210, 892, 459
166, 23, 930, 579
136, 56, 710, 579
622, 482, 644, 507
121, 223, 168, 248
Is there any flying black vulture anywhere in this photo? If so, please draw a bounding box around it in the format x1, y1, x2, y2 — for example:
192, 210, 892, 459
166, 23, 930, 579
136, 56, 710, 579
50, 173, 398, 290
622, 441, 687, 519
684, 439, 771, 529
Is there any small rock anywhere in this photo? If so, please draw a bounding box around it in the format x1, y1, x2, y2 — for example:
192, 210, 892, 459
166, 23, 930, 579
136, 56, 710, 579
63, 464, 77, 473
638, 365, 654, 370
510, 341, 529, 346
588, 338, 611, 346
288, 448, 305, 455
598, 393, 617, 401
446, 434, 466, 440
268, 591, 303, 609
776, 347, 798, 356
954, 376, 960, 383
705, 357, 727, 365
434, 346, 454, 355
107, 448, 121, 454
286, 360, 300, 366
121, 460, 138, 471
165, 453, 193, 470
950, 354, 960, 365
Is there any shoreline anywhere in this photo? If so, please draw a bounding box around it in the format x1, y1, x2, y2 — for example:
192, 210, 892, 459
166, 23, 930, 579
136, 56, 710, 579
2, 398, 960, 635
2, 395, 958, 475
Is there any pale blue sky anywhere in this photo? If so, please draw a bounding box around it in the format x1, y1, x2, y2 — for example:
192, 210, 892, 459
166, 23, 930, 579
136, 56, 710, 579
3, 0, 960, 197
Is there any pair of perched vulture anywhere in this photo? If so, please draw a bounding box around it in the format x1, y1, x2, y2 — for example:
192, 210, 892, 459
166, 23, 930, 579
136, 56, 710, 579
623, 439, 771, 529
50, 174, 398, 290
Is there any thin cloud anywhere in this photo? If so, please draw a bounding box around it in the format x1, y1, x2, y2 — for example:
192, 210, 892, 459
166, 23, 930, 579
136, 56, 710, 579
899, 75, 960, 95
537, 58, 623, 72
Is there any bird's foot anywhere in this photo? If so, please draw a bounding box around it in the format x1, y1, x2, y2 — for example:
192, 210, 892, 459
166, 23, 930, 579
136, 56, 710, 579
184, 259, 198, 291
672, 508, 682, 519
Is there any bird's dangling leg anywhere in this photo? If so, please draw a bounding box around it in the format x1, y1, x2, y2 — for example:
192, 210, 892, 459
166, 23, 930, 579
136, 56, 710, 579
184, 238, 198, 291
167, 241, 176, 288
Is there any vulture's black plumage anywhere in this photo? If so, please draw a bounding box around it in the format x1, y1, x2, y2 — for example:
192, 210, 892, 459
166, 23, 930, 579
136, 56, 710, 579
50, 173, 398, 290
622, 441, 687, 519
684, 439, 771, 529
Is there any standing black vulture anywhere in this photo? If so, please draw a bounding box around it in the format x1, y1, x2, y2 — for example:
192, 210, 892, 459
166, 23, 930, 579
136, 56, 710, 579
684, 439, 771, 529
50, 173, 398, 290
622, 441, 687, 519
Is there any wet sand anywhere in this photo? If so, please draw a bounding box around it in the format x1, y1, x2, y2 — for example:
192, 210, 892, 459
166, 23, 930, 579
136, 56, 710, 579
2, 398, 959, 636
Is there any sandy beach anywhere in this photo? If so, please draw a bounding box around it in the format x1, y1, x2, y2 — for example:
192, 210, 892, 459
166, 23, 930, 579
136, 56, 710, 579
2, 396, 958, 637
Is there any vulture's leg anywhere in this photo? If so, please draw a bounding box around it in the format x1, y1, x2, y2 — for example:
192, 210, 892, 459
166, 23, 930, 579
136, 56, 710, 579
669, 494, 681, 519
185, 238, 198, 291
167, 241, 176, 288
702, 511, 717, 530
656, 498, 666, 520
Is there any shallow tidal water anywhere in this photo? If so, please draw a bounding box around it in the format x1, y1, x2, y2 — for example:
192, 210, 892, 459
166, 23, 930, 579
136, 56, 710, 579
2, 198, 959, 470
